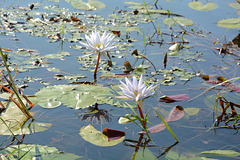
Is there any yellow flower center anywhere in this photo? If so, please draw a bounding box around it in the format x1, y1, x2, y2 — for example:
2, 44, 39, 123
134, 91, 140, 97
96, 44, 103, 49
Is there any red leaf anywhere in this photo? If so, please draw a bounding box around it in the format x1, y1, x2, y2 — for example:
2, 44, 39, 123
103, 128, 125, 141
159, 94, 190, 103
226, 83, 240, 92
139, 105, 184, 134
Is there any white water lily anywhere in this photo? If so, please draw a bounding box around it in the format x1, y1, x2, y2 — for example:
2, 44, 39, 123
119, 75, 156, 102
79, 29, 116, 60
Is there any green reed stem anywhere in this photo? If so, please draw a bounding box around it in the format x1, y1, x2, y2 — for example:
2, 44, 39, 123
0, 47, 33, 120
0, 116, 20, 142
154, 109, 179, 142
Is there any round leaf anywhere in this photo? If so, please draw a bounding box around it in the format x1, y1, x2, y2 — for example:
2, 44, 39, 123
0, 144, 81, 159
229, 3, 240, 10
217, 18, 240, 29
79, 125, 125, 146
188, 2, 218, 11
201, 150, 240, 157
184, 108, 199, 116
60, 91, 97, 109
163, 17, 193, 26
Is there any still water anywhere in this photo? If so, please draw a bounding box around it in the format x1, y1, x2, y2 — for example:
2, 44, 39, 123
0, 0, 240, 159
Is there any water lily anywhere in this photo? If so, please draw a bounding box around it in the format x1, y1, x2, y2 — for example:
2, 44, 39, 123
79, 29, 116, 80
118, 74, 156, 129
119, 74, 156, 102
79, 29, 116, 61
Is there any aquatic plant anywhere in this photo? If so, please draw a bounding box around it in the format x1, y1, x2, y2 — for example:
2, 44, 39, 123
79, 29, 117, 80
119, 74, 156, 102
118, 74, 156, 129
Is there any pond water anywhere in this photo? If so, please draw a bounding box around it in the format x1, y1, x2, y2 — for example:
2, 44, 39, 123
0, 0, 240, 159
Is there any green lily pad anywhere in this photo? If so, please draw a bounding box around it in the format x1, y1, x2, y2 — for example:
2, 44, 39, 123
47, 67, 61, 73
125, 1, 153, 9
58, 51, 71, 56
132, 148, 156, 160
60, 91, 97, 109
188, 2, 218, 11
229, 3, 240, 10
79, 124, 125, 146
163, 17, 193, 26
35, 84, 134, 109
0, 144, 81, 159
118, 115, 137, 124
166, 150, 203, 160
0, 103, 51, 135
201, 150, 240, 157
44, 54, 64, 59
217, 18, 240, 29
184, 108, 199, 116
68, 0, 105, 10
37, 98, 62, 108
64, 75, 86, 80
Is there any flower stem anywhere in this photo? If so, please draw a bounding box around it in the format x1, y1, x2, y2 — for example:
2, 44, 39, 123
137, 103, 146, 129
94, 52, 101, 81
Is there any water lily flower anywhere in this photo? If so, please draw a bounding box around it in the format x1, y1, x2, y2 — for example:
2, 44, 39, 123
79, 29, 116, 61
79, 29, 116, 80
119, 74, 156, 102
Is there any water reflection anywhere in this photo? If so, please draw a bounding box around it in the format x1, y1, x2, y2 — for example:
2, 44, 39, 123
76, 103, 112, 125
123, 134, 178, 159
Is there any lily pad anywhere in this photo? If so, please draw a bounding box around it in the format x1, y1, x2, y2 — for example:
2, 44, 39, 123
68, 0, 106, 10
37, 98, 62, 108
217, 18, 240, 29
184, 108, 199, 116
132, 148, 156, 160
60, 91, 97, 109
0, 103, 51, 135
47, 67, 62, 73
79, 124, 125, 146
228, 3, 240, 10
188, 2, 218, 11
0, 144, 81, 159
163, 17, 193, 26
201, 150, 240, 157
35, 84, 135, 109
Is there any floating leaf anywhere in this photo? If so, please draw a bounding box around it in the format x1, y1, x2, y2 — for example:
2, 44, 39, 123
118, 115, 137, 124
201, 150, 240, 157
229, 3, 240, 10
166, 150, 203, 160
0, 144, 81, 159
163, 17, 193, 26
188, 2, 218, 11
102, 128, 125, 141
140, 105, 184, 134
132, 148, 157, 160
79, 125, 125, 146
159, 94, 190, 103
217, 18, 240, 29
125, 1, 153, 9
60, 91, 97, 109
184, 108, 199, 116
68, 0, 106, 10
0, 103, 51, 135
37, 98, 62, 108
169, 43, 180, 51
58, 51, 71, 56
47, 67, 61, 73
36, 84, 134, 109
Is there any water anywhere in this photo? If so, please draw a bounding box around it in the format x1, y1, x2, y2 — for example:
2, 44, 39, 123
0, 0, 240, 159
